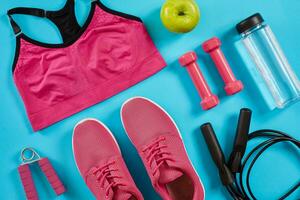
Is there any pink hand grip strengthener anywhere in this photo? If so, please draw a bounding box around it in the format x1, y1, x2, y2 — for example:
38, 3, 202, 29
38, 158, 66, 195
179, 52, 219, 110
202, 37, 243, 95
18, 165, 39, 200
18, 148, 66, 200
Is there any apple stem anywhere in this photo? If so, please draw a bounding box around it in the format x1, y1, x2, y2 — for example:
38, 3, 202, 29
178, 11, 185, 16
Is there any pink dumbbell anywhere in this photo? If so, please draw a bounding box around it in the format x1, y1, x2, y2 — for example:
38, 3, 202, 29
179, 52, 219, 110
202, 37, 243, 95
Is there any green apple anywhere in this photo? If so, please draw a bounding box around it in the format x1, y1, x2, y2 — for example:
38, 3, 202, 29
160, 0, 200, 33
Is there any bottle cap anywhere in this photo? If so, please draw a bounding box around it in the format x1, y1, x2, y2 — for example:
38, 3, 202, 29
236, 13, 264, 34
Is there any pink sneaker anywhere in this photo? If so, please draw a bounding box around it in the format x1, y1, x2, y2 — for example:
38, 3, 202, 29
121, 97, 205, 200
72, 119, 144, 200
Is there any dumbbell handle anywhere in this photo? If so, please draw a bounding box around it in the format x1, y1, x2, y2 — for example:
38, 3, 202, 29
186, 62, 213, 99
18, 164, 39, 200
38, 158, 66, 195
209, 49, 237, 83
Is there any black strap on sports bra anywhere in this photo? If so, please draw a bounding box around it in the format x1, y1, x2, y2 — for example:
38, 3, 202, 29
7, 15, 22, 35
7, 0, 81, 42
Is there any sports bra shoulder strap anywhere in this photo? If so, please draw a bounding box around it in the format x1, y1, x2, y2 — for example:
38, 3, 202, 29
7, 7, 47, 18
7, 7, 48, 35
7, 15, 21, 35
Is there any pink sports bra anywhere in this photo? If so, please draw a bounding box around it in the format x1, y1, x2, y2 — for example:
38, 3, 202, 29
8, 0, 166, 131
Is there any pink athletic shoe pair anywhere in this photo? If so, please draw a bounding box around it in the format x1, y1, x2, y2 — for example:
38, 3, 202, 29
72, 97, 205, 200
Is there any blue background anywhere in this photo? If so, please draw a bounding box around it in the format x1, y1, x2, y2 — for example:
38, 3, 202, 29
0, 0, 299, 199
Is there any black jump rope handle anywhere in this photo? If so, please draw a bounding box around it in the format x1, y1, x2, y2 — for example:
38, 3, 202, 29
229, 108, 252, 173
201, 123, 234, 186
200, 108, 252, 185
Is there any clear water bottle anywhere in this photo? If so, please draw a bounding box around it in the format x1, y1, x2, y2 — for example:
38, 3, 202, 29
236, 13, 300, 108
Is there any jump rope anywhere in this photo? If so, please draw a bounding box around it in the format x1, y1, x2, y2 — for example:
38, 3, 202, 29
201, 108, 300, 200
